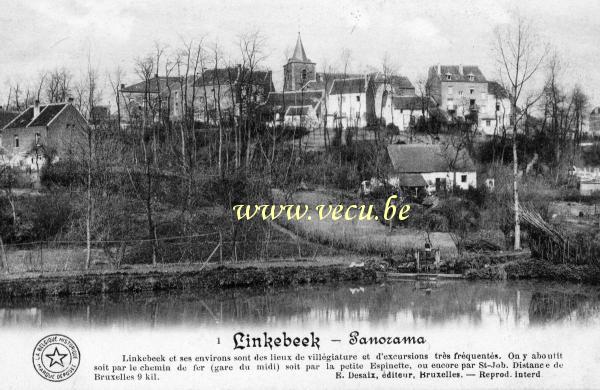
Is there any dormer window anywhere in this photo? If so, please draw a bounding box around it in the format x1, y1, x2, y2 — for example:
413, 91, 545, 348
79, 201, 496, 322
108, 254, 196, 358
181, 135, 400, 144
468, 74, 475, 81
445, 73, 452, 81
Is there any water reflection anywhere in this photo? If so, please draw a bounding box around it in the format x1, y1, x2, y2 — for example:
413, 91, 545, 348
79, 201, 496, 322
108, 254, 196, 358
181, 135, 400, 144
0, 281, 599, 329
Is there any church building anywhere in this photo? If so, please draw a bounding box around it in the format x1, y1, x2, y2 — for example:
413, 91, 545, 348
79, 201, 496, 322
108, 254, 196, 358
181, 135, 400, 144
283, 34, 316, 91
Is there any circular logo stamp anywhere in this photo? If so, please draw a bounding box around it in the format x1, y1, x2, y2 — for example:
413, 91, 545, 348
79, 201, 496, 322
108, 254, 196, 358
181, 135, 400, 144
32, 334, 80, 382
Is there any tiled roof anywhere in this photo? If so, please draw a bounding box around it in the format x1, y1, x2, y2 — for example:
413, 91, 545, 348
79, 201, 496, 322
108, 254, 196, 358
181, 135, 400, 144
392, 95, 435, 110
372, 74, 414, 90
121, 77, 180, 93
387, 144, 475, 173
488, 81, 509, 99
194, 68, 273, 89
0, 110, 19, 129
5, 107, 34, 129
395, 173, 427, 187
329, 78, 366, 95
30, 104, 67, 126
3, 103, 79, 129
429, 65, 487, 82
265, 90, 323, 109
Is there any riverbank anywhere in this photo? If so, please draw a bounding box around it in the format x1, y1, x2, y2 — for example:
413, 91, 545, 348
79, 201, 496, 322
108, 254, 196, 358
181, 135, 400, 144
465, 259, 600, 284
0, 258, 378, 298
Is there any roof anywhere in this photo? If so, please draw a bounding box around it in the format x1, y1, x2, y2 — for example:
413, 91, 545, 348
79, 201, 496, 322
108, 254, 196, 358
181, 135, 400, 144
285, 106, 311, 116
387, 144, 476, 173
488, 81, 509, 99
3, 103, 72, 129
329, 78, 366, 95
30, 104, 67, 127
0, 110, 18, 129
392, 95, 435, 111
121, 77, 180, 93
429, 65, 487, 83
371, 74, 414, 90
265, 90, 323, 109
289, 33, 310, 62
194, 67, 273, 89
395, 173, 427, 187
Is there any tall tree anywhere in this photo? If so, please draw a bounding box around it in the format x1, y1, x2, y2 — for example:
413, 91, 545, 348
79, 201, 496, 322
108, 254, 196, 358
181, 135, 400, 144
494, 15, 548, 250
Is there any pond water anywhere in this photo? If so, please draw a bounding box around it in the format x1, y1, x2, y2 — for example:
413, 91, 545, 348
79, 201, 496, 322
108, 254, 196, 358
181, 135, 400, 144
1, 280, 599, 330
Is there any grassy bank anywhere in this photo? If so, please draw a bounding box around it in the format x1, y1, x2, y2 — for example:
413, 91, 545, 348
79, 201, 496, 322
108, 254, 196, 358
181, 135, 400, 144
466, 259, 600, 284
0, 260, 377, 298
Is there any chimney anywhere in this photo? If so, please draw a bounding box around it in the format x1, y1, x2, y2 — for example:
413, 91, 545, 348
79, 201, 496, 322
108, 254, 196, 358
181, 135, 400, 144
34, 100, 40, 118
459, 64, 463, 75
437, 63, 441, 76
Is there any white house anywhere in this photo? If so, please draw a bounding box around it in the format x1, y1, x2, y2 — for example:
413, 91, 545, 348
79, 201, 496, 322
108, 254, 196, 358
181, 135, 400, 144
380, 95, 433, 131
479, 81, 511, 136
328, 77, 368, 128
387, 144, 477, 194
571, 166, 600, 195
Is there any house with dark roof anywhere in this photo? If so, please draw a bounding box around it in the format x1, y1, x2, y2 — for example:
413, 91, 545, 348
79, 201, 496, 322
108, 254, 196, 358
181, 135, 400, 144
387, 144, 476, 193
0, 100, 87, 169
427, 64, 488, 119
367, 73, 417, 125
327, 77, 370, 128
189, 66, 274, 125
426, 65, 513, 134
262, 90, 324, 126
379, 95, 436, 131
120, 76, 181, 127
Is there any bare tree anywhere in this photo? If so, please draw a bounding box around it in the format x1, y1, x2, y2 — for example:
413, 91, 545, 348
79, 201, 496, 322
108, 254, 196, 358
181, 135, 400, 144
494, 15, 548, 250
46, 68, 73, 103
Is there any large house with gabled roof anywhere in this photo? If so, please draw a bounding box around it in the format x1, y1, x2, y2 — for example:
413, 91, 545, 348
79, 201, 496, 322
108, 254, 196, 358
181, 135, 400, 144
387, 143, 477, 194
0, 100, 88, 169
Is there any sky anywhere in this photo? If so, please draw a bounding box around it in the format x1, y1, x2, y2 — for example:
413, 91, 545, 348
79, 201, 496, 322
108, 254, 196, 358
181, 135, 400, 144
2, 0, 600, 110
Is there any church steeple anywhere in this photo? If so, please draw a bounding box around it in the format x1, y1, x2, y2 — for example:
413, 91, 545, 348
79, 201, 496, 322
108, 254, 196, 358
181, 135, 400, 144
283, 32, 316, 91
291, 32, 309, 62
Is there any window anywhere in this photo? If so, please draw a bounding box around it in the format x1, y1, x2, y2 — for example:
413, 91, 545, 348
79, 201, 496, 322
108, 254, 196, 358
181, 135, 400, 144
486, 120, 491, 126
14, 135, 19, 148
35, 132, 40, 145
356, 95, 360, 102
458, 91, 463, 97
447, 86, 453, 95
496, 103, 500, 112
470, 88, 475, 95
461, 175, 467, 183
